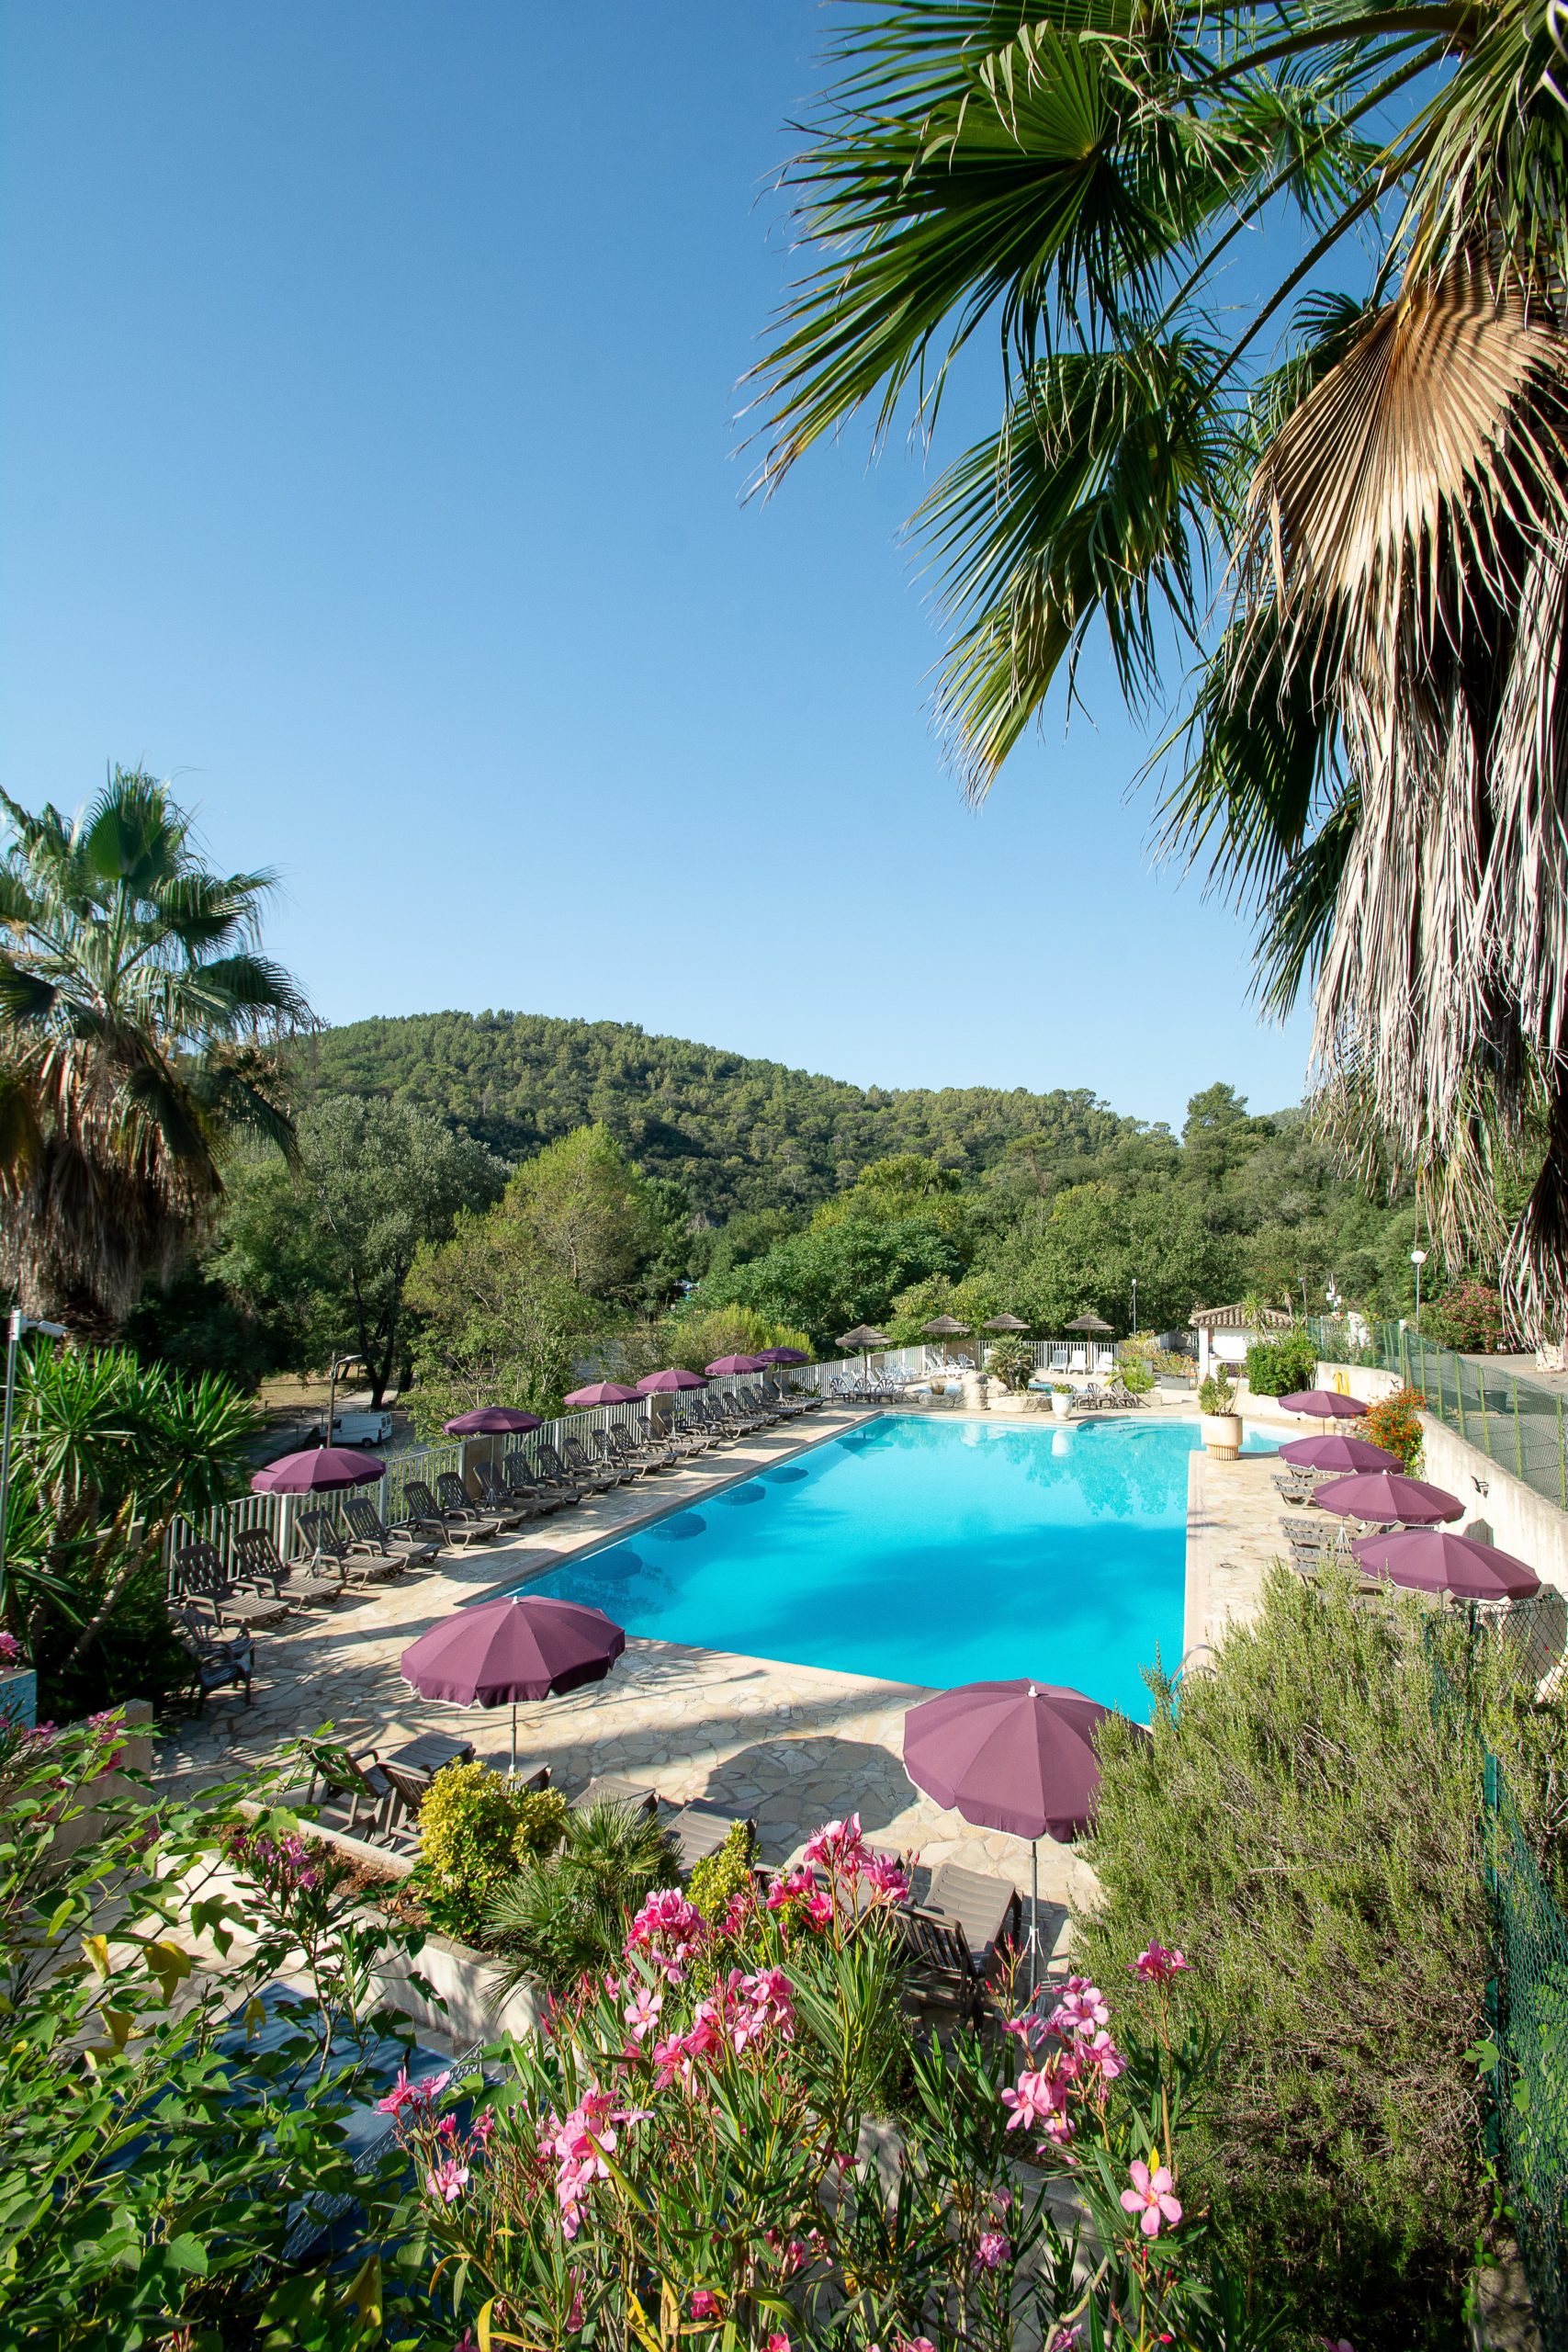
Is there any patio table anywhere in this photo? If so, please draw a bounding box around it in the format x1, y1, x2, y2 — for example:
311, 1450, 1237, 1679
385, 1731, 475, 1778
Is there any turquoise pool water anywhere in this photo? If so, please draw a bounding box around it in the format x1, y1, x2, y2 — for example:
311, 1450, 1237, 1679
514, 1415, 1276, 1719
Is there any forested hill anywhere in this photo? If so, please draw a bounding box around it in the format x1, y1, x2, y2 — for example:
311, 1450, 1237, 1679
297, 1010, 1149, 1219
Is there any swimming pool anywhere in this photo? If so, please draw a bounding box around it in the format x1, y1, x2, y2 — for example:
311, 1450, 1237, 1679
512, 1415, 1276, 1719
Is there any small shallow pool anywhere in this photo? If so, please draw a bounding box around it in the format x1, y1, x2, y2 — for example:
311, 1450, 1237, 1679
511, 1414, 1276, 1719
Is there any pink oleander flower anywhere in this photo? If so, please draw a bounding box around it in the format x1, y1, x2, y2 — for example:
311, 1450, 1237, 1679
566, 2287, 584, 2330
804, 1890, 834, 1929
426, 2156, 469, 2204
436, 2112, 458, 2140
624, 1984, 663, 2040
1121, 2157, 1183, 2238
766, 2335, 792, 2351
1078, 2028, 1127, 2080
975, 2230, 1011, 2270
0, 1633, 22, 1670
894, 2338, 936, 2352
690, 2288, 720, 2318
802, 1812, 865, 1869
1131, 1941, 1190, 1984
992, 2188, 1013, 2214
376, 2067, 420, 2116
1000, 2065, 1070, 2134
1048, 2327, 1083, 2351
855, 1849, 911, 1903
651, 2033, 693, 2091
1048, 1977, 1110, 2037
720, 1886, 753, 1937
472, 2109, 495, 2143
765, 1865, 816, 1911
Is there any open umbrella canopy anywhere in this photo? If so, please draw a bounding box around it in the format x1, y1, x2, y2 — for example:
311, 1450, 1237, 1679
442, 1408, 544, 1436
754, 1346, 809, 1366
400, 1593, 626, 1708
838, 1326, 889, 1350
903, 1679, 1117, 1842
561, 1383, 642, 1408
1279, 1389, 1369, 1419
1314, 1470, 1464, 1525
920, 1316, 971, 1338
983, 1314, 1029, 1333
1064, 1314, 1113, 1336
1350, 1527, 1541, 1600
1279, 1432, 1402, 1474
252, 1447, 386, 1495
705, 1354, 770, 1376
636, 1367, 708, 1394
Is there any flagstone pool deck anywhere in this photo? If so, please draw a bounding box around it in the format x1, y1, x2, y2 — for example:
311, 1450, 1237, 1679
155, 1400, 1296, 1968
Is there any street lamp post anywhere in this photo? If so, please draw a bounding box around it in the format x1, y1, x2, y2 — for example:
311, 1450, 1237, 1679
1131, 1277, 1138, 1339
1411, 1247, 1427, 1329
0, 1307, 68, 1614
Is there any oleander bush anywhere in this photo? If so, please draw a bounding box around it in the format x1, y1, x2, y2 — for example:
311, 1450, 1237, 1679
1079, 1571, 1568, 2352
393, 1817, 1287, 2349
1362, 1384, 1427, 1471
1425, 1280, 1507, 1354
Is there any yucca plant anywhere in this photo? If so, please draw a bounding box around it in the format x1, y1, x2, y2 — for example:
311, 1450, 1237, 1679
0, 768, 310, 1335
759, 0, 1568, 1336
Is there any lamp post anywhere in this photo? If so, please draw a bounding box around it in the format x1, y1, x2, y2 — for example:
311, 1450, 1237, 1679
322, 1353, 368, 1448
1130, 1277, 1138, 1339
0, 1307, 68, 1614
1411, 1247, 1427, 1329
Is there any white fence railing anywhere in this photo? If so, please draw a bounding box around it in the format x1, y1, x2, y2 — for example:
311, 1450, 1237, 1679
170, 1344, 1126, 1577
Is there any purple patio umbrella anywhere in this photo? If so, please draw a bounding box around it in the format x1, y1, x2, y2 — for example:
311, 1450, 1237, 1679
1279, 1388, 1370, 1420
755, 1347, 809, 1366
1279, 1432, 1402, 1475
705, 1354, 770, 1376
636, 1367, 708, 1393
442, 1407, 544, 1436
1314, 1469, 1464, 1525
1350, 1527, 1541, 1601
904, 1679, 1121, 1991
401, 1592, 626, 1771
562, 1382, 643, 1408
252, 1447, 386, 1495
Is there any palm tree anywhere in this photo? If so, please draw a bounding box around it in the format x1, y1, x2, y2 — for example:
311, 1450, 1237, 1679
758, 0, 1568, 1334
0, 769, 310, 1334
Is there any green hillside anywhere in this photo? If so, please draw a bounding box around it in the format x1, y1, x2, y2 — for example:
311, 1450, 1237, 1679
295, 1010, 1150, 1219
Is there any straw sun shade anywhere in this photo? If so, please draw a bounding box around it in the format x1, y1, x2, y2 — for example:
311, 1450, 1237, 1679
1064, 1314, 1113, 1335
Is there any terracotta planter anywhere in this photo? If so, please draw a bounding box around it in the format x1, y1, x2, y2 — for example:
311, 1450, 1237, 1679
1201, 1412, 1243, 1460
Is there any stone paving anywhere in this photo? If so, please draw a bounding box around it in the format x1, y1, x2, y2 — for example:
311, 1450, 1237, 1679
157, 1407, 1099, 1964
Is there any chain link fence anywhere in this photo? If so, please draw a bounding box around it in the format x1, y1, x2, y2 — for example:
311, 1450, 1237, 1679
1311, 1317, 1568, 1512
1483, 1754, 1568, 2350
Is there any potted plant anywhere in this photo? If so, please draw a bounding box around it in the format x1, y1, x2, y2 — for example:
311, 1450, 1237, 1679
986, 1335, 1036, 1412
1198, 1369, 1243, 1459
1050, 1382, 1075, 1420
0, 1631, 37, 1731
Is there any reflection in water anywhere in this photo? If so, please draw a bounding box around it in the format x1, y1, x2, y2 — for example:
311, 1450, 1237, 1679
761, 1464, 808, 1484
646, 1513, 707, 1542
716, 1483, 767, 1508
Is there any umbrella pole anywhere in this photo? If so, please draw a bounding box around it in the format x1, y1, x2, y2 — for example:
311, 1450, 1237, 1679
1029, 1840, 1040, 1999
511, 1702, 517, 1778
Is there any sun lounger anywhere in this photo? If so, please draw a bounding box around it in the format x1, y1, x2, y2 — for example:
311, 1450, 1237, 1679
233, 1523, 344, 1609
472, 1458, 550, 1521
572, 1774, 659, 1815
173, 1539, 290, 1633
401, 1479, 502, 1544
299, 1509, 405, 1586
925, 1861, 1021, 1974
559, 1434, 631, 1487
667, 1801, 756, 1872
172, 1607, 255, 1710
303, 1739, 393, 1837
344, 1495, 442, 1566
535, 1442, 609, 1498
499, 1450, 579, 1511
434, 1472, 512, 1533
896, 1905, 988, 2023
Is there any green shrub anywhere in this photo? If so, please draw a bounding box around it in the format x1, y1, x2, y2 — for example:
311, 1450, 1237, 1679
1197, 1369, 1236, 1415
412, 1761, 568, 1942
1242, 1329, 1318, 1396
687, 1818, 758, 1920
1114, 1346, 1156, 1396
486, 1800, 679, 1990
985, 1334, 1034, 1392
1079, 1572, 1566, 2352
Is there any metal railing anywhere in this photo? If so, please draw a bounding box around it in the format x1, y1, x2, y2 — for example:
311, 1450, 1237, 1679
1484, 1752, 1568, 2350
1312, 1317, 1568, 1514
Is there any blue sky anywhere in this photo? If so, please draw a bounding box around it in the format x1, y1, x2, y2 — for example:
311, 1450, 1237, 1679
0, 2, 1313, 1130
